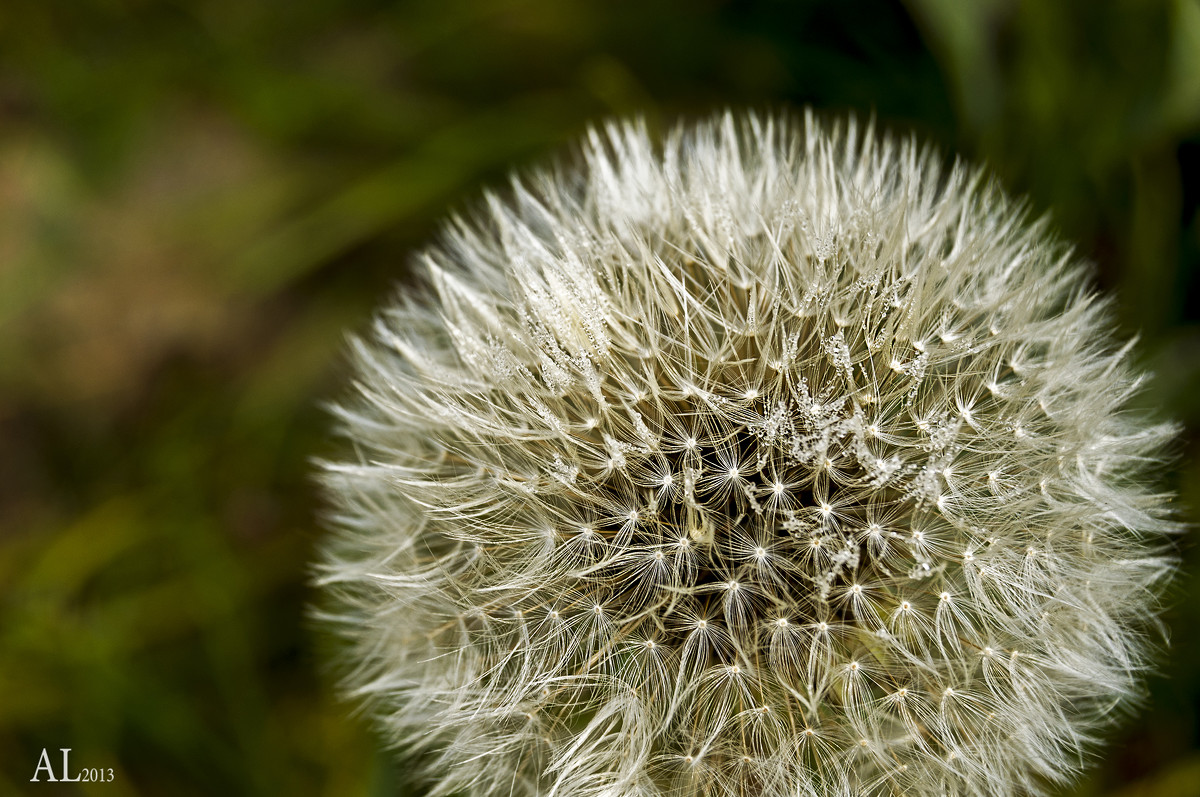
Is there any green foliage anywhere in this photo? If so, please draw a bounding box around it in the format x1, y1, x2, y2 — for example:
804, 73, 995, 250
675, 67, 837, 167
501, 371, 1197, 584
0, 0, 1196, 794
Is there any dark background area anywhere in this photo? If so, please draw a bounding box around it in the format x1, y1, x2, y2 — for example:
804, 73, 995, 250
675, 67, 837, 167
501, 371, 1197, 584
1, 1, 1198, 794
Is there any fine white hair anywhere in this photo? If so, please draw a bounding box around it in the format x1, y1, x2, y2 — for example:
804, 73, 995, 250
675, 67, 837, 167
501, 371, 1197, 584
315, 111, 1178, 797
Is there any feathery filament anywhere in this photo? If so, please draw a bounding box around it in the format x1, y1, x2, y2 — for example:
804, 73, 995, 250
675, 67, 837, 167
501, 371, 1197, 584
316, 111, 1177, 797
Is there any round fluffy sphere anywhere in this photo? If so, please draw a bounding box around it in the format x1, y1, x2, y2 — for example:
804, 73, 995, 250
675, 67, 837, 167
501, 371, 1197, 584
316, 112, 1177, 797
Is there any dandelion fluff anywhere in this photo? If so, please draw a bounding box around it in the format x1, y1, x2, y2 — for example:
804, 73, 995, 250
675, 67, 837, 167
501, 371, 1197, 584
315, 111, 1178, 797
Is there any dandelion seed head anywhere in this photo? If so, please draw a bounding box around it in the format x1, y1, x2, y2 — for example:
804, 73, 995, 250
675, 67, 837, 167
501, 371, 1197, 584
316, 111, 1177, 797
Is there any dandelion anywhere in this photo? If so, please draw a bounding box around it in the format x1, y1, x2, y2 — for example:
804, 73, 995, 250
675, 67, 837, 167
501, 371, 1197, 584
315, 111, 1178, 796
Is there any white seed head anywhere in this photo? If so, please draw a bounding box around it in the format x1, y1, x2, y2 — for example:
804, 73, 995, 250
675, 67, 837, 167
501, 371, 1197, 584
316, 111, 1178, 797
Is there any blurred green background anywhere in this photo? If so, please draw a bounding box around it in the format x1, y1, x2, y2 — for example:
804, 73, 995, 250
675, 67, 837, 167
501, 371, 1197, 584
1, 0, 1198, 794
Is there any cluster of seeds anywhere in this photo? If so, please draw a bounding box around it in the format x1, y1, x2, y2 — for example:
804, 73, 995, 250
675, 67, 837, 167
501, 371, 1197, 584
317, 113, 1176, 797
